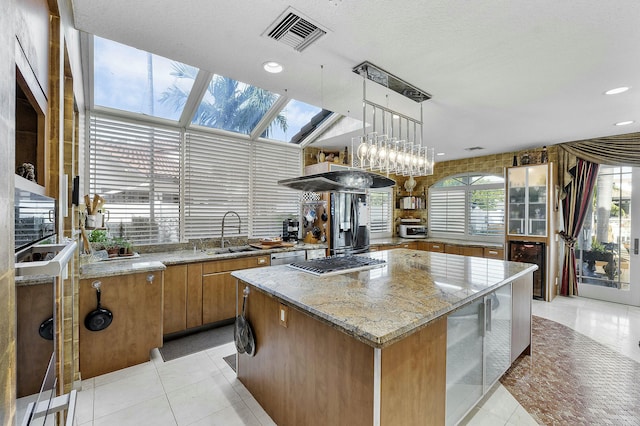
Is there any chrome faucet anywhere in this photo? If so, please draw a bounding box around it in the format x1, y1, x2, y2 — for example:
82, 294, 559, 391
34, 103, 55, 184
221, 211, 241, 248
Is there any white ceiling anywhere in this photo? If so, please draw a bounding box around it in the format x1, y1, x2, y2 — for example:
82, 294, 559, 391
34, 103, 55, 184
71, 0, 640, 161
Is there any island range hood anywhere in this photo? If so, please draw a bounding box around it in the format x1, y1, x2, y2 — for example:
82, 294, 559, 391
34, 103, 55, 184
278, 170, 395, 192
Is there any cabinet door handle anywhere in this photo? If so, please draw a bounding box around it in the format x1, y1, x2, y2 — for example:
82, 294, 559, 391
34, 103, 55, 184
258, 258, 266, 264
146, 274, 155, 283
635, 238, 639, 255
488, 250, 498, 255
486, 297, 492, 332
432, 245, 440, 249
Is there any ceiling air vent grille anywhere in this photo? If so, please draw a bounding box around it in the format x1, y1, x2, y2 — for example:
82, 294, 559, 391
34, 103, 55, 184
265, 9, 327, 52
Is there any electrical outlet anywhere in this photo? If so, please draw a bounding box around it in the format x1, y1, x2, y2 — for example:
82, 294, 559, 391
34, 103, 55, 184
279, 303, 288, 328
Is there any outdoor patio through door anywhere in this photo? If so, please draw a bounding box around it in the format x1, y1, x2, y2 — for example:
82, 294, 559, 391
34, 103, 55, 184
577, 166, 640, 306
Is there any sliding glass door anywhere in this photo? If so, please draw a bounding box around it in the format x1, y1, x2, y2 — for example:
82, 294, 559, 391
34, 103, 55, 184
577, 166, 640, 306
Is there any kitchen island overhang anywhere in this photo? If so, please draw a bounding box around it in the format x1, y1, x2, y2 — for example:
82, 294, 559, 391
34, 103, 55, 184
231, 249, 537, 426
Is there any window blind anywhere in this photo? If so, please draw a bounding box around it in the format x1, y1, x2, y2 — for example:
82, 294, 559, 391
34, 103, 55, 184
370, 188, 393, 236
185, 131, 250, 239
429, 189, 466, 235
89, 114, 181, 244
250, 142, 301, 238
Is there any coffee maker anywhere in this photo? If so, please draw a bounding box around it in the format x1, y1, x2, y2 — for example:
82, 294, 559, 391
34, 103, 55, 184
282, 219, 299, 242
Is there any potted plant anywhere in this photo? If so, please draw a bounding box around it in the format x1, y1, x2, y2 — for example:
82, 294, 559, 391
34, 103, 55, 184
117, 238, 134, 256
104, 238, 120, 258
88, 229, 108, 251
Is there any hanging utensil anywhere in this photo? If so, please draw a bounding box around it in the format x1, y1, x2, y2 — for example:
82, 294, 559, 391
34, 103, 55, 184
39, 317, 54, 340
234, 286, 256, 356
84, 281, 113, 332
321, 208, 328, 222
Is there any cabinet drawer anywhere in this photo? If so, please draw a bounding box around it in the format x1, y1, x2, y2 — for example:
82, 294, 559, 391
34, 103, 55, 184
202, 255, 270, 274
444, 244, 462, 255
484, 248, 504, 259
462, 246, 484, 258
428, 243, 445, 252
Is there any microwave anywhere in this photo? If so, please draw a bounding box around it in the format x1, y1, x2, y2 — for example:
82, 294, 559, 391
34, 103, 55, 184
399, 224, 427, 238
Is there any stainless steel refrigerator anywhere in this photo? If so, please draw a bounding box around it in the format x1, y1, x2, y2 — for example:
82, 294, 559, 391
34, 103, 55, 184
329, 192, 370, 256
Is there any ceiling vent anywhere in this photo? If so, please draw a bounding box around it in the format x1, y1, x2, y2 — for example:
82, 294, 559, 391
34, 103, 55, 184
464, 146, 485, 151
264, 8, 327, 52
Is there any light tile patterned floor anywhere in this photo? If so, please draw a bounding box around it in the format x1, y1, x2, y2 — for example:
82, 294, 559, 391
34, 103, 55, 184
19, 295, 639, 425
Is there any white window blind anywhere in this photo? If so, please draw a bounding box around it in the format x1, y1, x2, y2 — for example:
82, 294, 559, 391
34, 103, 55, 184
185, 131, 250, 239
251, 142, 301, 238
89, 114, 181, 244
429, 190, 466, 235
369, 188, 393, 236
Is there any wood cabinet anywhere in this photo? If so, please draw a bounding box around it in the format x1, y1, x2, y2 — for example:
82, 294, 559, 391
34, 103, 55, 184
484, 247, 504, 260
80, 271, 163, 379
16, 281, 54, 397
163, 265, 187, 334
444, 244, 484, 257
418, 241, 503, 259
163, 255, 270, 335
421, 242, 445, 252
372, 242, 418, 251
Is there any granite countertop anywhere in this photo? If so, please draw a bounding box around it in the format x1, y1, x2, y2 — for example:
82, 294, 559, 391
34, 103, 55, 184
232, 249, 536, 349
371, 237, 504, 248
14, 274, 56, 286
79, 242, 327, 279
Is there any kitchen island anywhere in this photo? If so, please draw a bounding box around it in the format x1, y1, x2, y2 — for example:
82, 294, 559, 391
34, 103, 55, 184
232, 249, 536, 426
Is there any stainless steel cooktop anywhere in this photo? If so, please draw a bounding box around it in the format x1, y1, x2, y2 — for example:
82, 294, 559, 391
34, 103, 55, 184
287, 255, 386, 276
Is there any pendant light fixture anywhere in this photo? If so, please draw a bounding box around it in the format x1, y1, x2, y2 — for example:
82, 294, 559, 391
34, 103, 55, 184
351, 62, 434, 177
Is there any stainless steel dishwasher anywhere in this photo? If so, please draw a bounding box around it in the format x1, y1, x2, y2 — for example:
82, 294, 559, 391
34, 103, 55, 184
270, 250, 307, 265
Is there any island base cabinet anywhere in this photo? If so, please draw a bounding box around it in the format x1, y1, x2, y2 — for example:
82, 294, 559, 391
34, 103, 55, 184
237, 283, 447, 426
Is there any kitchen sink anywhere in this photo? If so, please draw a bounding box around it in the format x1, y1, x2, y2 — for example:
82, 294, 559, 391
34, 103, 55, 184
207, 245, 258, 255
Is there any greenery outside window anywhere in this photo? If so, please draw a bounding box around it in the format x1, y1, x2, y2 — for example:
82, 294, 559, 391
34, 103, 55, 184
429, 173, 505, 242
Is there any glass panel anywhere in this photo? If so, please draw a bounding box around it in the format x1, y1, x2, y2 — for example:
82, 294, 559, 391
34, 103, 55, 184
484, 284, 512, 392
434, 176, 467, 187
469, 189, 505, 236
577, 166, 631, 290
94, 36, 197, 121
262, 99, 322, 142
446, 298, 484, 425
470, 175, 504, 185
192, 75, 280, 135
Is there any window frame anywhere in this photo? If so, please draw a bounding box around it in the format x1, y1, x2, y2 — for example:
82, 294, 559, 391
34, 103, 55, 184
428, 172, 505, 243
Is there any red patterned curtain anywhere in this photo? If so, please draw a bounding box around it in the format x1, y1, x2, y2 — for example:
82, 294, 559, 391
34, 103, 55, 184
559, 158, 600, 296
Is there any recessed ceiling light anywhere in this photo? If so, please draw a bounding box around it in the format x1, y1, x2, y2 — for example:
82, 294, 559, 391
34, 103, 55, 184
605, 87, 630, 95
436, 152, 445, 156
263, 61, 283, 74
615, 120, 635, 126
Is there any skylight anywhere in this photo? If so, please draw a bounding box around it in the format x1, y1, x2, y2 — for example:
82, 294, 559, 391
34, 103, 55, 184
92, 35, 330, 144
191, 74, 281, 135
262, 99, 322, 142
93, 36, 198, 121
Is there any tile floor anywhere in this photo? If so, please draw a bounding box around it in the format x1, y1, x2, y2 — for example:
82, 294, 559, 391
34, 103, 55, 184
18, 295, 640, 425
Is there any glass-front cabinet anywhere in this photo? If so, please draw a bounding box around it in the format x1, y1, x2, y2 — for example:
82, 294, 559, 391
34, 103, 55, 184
507, 164, 548, 237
